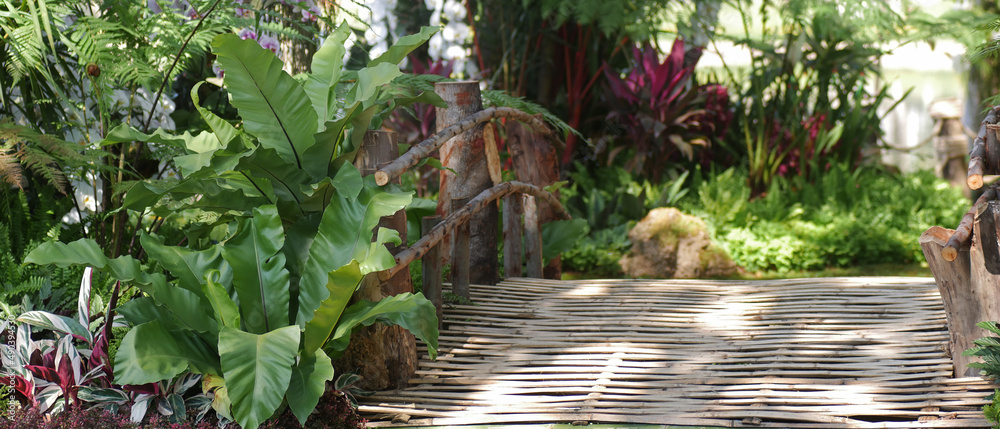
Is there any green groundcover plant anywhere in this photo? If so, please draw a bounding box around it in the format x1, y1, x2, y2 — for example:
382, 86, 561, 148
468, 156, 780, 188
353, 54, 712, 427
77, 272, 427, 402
23, 23, 442, 429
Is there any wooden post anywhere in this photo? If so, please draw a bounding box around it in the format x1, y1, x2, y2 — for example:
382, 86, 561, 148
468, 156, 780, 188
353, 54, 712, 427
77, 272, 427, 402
435, 81, 499, 286
451, 197, 471, 299
340, 130, 416, 390
422, 215, 443, 328
524, 194, 543, 278
503, 194, 523, 278
507, 120, 562, 279
921, 200, 1000, 377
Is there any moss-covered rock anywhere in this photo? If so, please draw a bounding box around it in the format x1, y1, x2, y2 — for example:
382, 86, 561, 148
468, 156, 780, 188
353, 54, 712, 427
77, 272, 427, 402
619, 208, 738, 278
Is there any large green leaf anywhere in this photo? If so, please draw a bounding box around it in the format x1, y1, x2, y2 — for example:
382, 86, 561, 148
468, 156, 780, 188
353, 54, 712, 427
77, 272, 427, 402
301, 104, 360, 179
213, 33, 317, 169
327, 292, 439, 359
302, 227, 402, 353
239, 147, 310, 208
301, 261, 362, 355
304, 21, 351, 129
23, 239, 162, 287
24, 238, 109, 268
113, 320, 191, 385
98, 122, 187, 149
295, 181, 411, 327
221, 206, 290, 334
191, 81, 238, 148
354, 63, 402, 109
140, 233, 224, 297
219, 325, 299, 429
201, 270, 241, 329
368, 25, 439, 67
285, 349, 334, 425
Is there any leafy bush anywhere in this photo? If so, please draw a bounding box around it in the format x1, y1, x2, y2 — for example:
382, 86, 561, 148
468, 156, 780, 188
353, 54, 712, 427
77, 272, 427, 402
683, 166, 967, 273
560, 163, 690, 276
0, 405, 217, 429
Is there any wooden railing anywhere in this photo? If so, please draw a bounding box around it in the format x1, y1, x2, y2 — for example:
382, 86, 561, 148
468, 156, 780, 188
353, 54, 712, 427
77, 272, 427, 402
354, 81, 569, 328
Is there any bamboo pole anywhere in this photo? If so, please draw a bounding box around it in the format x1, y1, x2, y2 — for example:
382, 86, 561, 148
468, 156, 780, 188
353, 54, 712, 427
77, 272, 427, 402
374, 107, 560, 186
378, 181, 570, 281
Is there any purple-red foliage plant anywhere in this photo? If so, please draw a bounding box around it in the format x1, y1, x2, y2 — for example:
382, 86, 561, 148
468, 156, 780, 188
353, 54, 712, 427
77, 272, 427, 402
602, 38, 732, 181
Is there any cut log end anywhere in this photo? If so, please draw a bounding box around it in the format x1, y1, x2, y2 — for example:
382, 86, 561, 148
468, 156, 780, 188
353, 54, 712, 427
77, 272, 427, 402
969, 174, 984, 190
942, 246, 958, 262
375, 171, 389, 186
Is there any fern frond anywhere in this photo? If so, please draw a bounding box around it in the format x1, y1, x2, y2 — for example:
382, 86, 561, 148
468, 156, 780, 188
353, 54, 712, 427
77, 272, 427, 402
0, 151, 26, 190
482, 89, 584, 141
19, 146, 68, 193
394, 74, 450, 93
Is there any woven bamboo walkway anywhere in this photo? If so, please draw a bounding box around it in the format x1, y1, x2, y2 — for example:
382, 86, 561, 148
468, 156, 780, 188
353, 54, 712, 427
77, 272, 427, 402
359, 277, 997, 428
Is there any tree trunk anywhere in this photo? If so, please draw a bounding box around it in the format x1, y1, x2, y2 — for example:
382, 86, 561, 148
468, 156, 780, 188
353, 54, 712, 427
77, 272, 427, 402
506, 120, 562, 279
435, 81, 498, 285
921, 200, 1000, 377
337, 130, 416, 391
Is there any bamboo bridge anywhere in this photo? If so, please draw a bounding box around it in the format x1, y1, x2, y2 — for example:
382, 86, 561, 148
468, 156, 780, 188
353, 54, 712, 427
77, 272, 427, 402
358, 277, 995, 428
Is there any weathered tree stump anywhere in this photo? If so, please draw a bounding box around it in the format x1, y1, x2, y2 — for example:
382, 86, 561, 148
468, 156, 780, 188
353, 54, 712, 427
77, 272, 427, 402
507, 119, 563, 279
921, 200, 1000, 377
435, 81, 499, 286
337, 130, 416, 390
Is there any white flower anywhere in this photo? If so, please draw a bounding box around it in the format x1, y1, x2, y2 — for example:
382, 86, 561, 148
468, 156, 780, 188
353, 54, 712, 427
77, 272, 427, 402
238, 27, 257, 41
212, 61, 224, 79
258, 34, 280, 57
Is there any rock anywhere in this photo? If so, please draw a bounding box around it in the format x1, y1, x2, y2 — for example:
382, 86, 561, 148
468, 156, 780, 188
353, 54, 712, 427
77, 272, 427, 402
619, 207, 738, 278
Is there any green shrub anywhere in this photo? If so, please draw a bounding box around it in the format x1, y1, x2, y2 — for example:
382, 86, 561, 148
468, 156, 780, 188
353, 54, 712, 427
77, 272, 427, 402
683, 166, 967, 272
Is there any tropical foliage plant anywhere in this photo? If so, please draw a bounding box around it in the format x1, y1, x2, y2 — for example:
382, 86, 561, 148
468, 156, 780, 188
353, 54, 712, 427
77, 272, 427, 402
23, 24, 442, 429
1, 268, 123, 416
719, 0, 908, 196
602, 38, 730, 179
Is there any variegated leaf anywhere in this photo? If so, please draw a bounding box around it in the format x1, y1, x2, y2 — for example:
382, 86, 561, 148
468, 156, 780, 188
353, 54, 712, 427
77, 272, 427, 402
18, 311, 92, 344
77, 267, 93, 332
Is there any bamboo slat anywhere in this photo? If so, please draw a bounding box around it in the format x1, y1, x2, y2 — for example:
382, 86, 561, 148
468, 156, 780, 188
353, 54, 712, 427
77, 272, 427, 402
358, 277, 995, 428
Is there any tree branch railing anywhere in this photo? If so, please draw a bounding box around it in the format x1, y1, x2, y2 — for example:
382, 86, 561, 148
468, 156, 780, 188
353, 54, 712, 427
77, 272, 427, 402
374, 107, 560, 186
378, 180, 570, 282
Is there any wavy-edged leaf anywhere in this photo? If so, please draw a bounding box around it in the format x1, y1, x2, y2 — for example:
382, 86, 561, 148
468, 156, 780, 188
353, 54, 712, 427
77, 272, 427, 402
219, 325, 299, 429
301, 261, 362, 356
191, 81, 238, 148
354, 63, 402, 109
201, 270, 241, 329
140, 233, 225, 297
213, 33, 317, 169
305, 21, 351, 129
99, 122, 187, 149
368, 25, 439, 67
295, 180, 411, 327
24, 238, 108, 268
327, 292, 439, 359
286, 349, 334, 425
221, 206, 290, 334
113, 320, 190, 385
